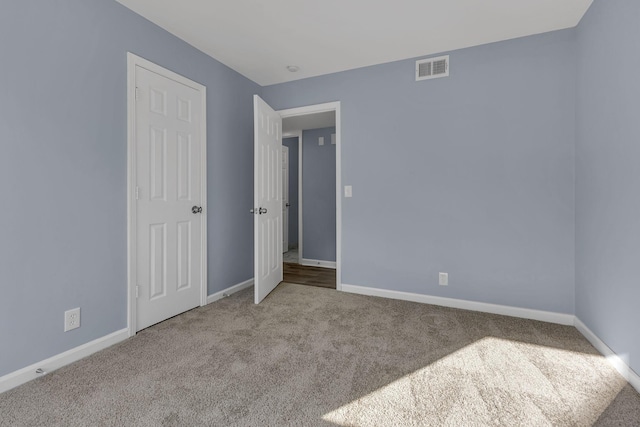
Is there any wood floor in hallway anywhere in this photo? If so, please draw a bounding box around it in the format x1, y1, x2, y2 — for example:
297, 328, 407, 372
283, 262, 336, 289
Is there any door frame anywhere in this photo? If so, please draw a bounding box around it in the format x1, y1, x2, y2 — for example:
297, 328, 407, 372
279, 102, 342, 290
126, 52, 208, 337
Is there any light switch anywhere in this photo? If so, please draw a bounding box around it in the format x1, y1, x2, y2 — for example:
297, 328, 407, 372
319, 137, 325, 146
439, 272, 448, 286
344, 185, 352, 198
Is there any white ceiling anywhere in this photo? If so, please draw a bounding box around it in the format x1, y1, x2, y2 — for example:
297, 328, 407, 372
283, 112, 336, 134
116, 0, 593, 86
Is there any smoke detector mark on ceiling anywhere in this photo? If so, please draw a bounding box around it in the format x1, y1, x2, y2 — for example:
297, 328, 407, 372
416, 55, 449, 81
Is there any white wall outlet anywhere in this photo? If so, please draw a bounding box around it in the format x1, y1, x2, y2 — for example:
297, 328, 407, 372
439, 272, 448, 286
64, 307, 81, 332
319, 136, 325, 146
344, 185, 352, 198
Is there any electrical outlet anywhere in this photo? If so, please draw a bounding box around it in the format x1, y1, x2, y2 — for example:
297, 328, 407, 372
439, 272, 448, 286
64, 308, 81, 332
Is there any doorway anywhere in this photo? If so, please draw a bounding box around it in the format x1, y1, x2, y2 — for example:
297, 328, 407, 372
281, 108, 339, 290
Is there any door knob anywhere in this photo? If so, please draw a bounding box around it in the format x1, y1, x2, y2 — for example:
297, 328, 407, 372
285, 203, 290, 207
192, 206, 203, 214
259, 207, 268, 214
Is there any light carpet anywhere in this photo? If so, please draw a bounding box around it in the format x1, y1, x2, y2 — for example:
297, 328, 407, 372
1, 283, 639, 426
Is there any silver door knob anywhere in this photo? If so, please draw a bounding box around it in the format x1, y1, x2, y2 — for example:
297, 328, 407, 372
259, 207, 268, 214
192, 206, 203, 214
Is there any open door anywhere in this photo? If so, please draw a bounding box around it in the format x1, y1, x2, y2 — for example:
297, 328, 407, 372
253, 95, 283, 304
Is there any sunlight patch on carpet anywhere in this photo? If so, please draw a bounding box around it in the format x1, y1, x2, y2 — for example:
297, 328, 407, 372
322, 337, 626, 426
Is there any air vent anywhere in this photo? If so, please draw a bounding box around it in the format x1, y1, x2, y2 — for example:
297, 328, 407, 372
416, 55, 449, 81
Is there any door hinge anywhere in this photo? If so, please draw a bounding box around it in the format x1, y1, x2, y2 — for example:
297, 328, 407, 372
135, 186, 140, 200
135, 87, 140, 101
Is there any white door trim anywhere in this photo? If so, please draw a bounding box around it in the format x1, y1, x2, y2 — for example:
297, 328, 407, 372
278, 102, 341, 290
126, 52, 208, 337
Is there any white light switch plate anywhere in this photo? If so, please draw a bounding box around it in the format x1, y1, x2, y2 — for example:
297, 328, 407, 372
344, 185, 352, 198
319, 137, 324, 146
439, 272, 448, 286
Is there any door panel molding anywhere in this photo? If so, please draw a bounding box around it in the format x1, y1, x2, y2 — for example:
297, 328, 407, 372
127, 52, 207, 336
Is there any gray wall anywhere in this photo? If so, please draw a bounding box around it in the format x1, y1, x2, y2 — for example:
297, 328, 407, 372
264, 30, 577, 314
575, 0, 640, 375
0, 0, 258, 377
302, 128, 337, 262
282, 137, 299, 248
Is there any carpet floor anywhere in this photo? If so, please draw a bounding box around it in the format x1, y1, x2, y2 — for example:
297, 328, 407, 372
1, 283, 639, 426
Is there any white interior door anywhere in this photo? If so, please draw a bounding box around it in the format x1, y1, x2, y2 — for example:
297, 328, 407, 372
135, 65, 204, 330
282, 145, 289, 253
254, 95, 283, 304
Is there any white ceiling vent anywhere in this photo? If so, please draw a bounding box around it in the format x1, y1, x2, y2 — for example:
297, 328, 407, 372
416, 55, 449, 81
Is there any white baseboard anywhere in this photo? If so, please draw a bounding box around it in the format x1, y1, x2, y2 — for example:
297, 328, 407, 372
301, 258, 336, 269
0, 328, 128, 394
207, 278, 254, 305
574, 317, 640, 393
341, 284, 574, 325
